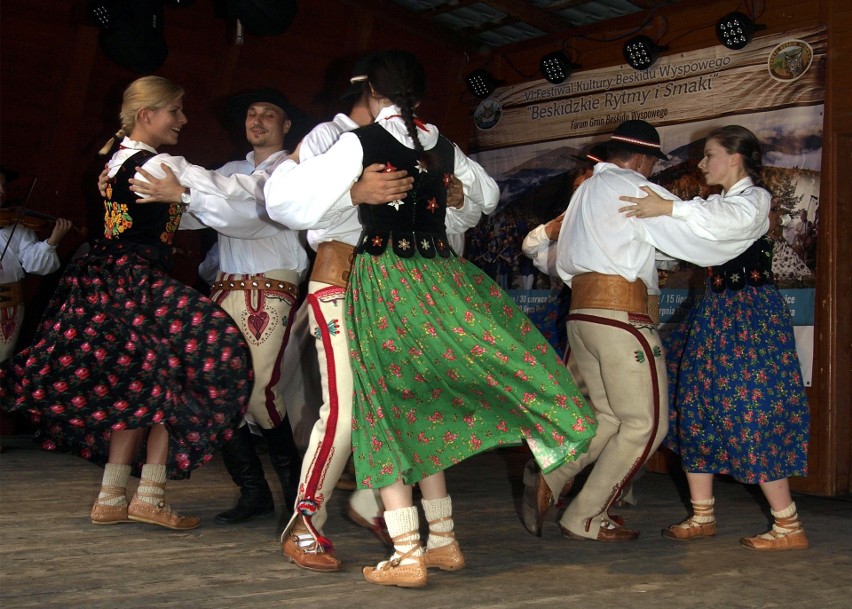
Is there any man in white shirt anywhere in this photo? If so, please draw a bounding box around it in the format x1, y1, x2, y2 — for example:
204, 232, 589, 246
130, 89, 311, 527
522, 120, 765, 542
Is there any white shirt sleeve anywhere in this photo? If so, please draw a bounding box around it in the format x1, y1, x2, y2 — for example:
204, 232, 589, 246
264, 133, 365, 230
15, 228, 61, 275
138, 154, 264, 202
137, 154, 284, 239
671, 186, 770, 242
521, 224, 558, 276
633, 183, 770, 267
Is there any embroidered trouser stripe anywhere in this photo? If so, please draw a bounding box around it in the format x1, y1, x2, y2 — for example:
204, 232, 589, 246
546, 309, 668, 538
284, 282, 355, 538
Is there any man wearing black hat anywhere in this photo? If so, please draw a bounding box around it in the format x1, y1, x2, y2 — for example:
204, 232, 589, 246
521, 119, 720, 542
131, 88, 309, 527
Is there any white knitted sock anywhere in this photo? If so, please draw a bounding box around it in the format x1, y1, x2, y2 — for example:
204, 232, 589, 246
137, 463, 167, 506
383, 506, 422, 566
422, 495, 454, 550
98, 463, 131, 506
690, 497, 716, 524
769, 502, 801, 535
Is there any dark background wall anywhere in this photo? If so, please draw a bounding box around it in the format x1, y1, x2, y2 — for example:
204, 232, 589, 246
1, 0, 848, 496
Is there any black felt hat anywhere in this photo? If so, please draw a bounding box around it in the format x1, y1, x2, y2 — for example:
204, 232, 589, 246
608, 120, 668, 160
224, 88, 313, 146
225, 88, 299, 122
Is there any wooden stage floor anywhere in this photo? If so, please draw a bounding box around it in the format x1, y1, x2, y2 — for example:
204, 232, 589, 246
1, 437, 850, 609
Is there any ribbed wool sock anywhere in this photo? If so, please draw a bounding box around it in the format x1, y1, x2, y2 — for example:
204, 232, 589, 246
137, 463, 167, 507
422, 495, 454, 550
383, 506, 422, 566
767, 502, 801, 536
689, 497, 716, 524
98, 463, 131, 506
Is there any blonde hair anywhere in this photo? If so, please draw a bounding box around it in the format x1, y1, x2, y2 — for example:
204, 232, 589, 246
98, 76, 185, 155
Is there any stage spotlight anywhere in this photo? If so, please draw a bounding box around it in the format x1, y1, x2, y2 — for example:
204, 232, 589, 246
623, 35, 666, 71
540, 52, 580, 85
466, 69, 497, 98
716, 11, 765, 50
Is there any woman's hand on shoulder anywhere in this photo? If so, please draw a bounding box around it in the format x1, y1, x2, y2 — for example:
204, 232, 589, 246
129, 163, 184, 203
619, 186, 673, 218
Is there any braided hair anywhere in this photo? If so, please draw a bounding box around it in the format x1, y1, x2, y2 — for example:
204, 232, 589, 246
366, 50, 437, 170
705, 125, 764, 186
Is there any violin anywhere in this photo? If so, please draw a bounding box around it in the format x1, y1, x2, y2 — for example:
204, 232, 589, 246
0, 206, 88, 237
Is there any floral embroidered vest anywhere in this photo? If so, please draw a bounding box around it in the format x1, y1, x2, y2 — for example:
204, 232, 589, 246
101, 150, 185, 267
354, 124, 455, 259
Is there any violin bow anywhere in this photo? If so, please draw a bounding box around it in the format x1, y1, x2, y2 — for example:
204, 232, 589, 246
0, 177, 37, 265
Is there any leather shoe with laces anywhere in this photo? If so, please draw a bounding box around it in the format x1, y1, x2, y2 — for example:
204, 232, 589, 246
282, 526, 342, 572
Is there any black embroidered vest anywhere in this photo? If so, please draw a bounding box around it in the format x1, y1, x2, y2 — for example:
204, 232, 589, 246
707, 234, 774, 292
354, 124, 455, 259
98, 150, 185, 269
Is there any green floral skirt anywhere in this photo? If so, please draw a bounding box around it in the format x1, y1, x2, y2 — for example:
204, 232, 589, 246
346, 251, 597, 489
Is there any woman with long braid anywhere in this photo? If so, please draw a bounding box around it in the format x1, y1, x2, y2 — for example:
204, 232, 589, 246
264, 49, 597, 588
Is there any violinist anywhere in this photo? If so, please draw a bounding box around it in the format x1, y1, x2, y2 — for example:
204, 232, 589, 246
0, 165, 73, 362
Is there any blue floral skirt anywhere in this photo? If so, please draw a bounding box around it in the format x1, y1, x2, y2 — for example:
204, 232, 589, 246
665, 280, 809, 483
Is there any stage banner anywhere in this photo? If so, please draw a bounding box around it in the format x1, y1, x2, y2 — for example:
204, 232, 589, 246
465, 27, 825, 380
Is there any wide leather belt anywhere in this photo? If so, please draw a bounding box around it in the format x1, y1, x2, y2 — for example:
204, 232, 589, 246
212, 274, 299, 299
311, 240, 355, 288
0, 281, 23, 307
570, 272, 648, 315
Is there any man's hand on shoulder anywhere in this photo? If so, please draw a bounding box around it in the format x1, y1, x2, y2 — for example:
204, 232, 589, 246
351, 163, 413, 206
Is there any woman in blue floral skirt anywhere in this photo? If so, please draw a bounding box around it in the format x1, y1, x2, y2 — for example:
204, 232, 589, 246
620, 125, 810, 551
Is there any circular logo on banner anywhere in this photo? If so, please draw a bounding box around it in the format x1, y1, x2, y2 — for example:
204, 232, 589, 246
768, 40, 814, 82
474, 99, 502, 131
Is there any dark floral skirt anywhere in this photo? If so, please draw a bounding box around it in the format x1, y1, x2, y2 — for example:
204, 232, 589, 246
665, 280, 809, 483
346, 251, 597, 489
0, 247, 252, 479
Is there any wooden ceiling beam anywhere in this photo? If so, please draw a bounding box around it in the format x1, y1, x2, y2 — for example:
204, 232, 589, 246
334, 0, 471, 52
478, 0, 574, 34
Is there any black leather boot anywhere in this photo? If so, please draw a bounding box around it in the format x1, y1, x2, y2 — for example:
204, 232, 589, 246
261, 422, 302, 516
215, 425, 275, 525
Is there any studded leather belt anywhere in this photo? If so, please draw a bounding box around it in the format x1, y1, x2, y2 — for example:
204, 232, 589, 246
0, 281, 23, 307
311, 240, 355, 289
570, 272, 648, 316
211, 274, 299, 299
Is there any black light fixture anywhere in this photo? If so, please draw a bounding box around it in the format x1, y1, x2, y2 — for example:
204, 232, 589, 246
623, 35, 667, 71
716, 11, 765, 50
540, 51, 581, 85
466, 69, 497, 98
